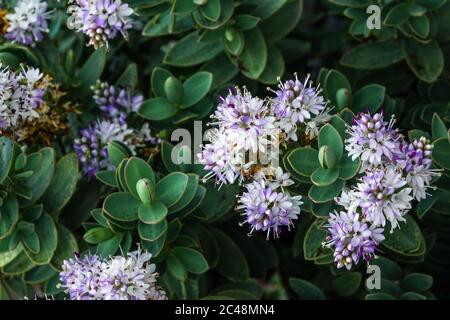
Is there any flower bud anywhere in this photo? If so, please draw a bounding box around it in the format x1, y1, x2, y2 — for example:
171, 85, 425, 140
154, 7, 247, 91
136, 178, 154, 204
318, 145, 337, 169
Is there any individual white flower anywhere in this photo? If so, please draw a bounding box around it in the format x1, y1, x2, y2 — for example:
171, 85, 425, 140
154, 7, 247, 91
335, 189, 359, 214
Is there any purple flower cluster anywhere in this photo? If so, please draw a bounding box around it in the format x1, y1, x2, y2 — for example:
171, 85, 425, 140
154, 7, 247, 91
346, 111, 401, 170
271, 74, 330, 141
73, 119, 133, 177
237, 169, 302, 239
4, 0, 52, 46
324, 211, 384, 270
396, 137, 440, 200
0, 65, 44, 130
325, 111, 440, 270
67, 0, 134, 49
92, 80, 143, 124
200, 78, 329, 238
58, 248, 167, 300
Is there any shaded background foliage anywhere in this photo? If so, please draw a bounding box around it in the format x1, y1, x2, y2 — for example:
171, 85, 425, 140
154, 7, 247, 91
0, 0, 449, 300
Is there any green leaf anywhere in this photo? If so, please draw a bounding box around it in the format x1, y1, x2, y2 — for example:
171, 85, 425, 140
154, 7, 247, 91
103, 192, 140, 222
138, 202, 167, 224
164, 76, 184, 104
17, 148, 55, 207
260, 0, 303, 43
382, 215, 423, 254
408, 15, 430, 39
124, 157, 156, 199
2, 251, 35, 275
26, 214, 57, 265
51, 225, 78, 270
416, 192, 438, 219
76, 48, 106, 96
258, 47, 285, 85
21, 232, 40, 254
84, 227, 115, 244
234, 15, 260, 30
164, 32, 223, 66
167, 253, 187, 281
0, 52, 19, 69
97, 233, 123, 258
333, 272, 362, 297
116, 63, 138, 89
107, 141, 131, 167
289, 278, 326, 300
287, 147, 320, 176
329, 0, 373, 6
401, 273, 433, 293
432, 137, 450, 170
312, 201, 335, 218
169, 174, 199, 213
251, 0, 287, 18
311, 167, 339, 187
324, 69, 351, 111
138, 220, 167, 241
139, 97, 177, 121
192, 0, 233, 30
303, 219, 330, 260
212, 228, 249, 281
337, 154, 361, 180
318, 124, 344, 160
201, 53, 238, 90
151, 67, 173, 97
141, 233, 166, 257
24, 265, 56, 284
171, 0, 199, 14
181, 72, 213, 108
0, 137, 14, 184
0, 243, 23, 268
352, 84, 385, 113
366, 293, 396, 300
224, 28, 245, 56
431, 113, 447, 140
384, 3, 411, 26
200, 0, 221, 21
41, 153, 79, 217
371, 257, 402, 280
0, 194, 19, 239
172, 247, 209, 274
175, 185, 206, 218
240, 27, 267, 79
309, 179, 345, 203
95, 170, 117, 187
156, 172, 189, 208
402, 39, 444, 83
341, 41, 405, 69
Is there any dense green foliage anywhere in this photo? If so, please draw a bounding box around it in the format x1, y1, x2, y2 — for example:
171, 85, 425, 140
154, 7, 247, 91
0, 0, 449, 300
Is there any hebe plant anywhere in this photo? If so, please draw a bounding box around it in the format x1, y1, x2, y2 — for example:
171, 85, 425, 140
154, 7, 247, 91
0, 0, 449, 300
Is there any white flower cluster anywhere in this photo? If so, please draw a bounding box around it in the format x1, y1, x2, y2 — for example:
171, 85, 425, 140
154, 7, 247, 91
199, 76, 330, 238
325, 111, 441, 270
343, 111, 440, 229
0, 64, 45, 130
4, 0, 52, 46
59, 247, 167, 300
